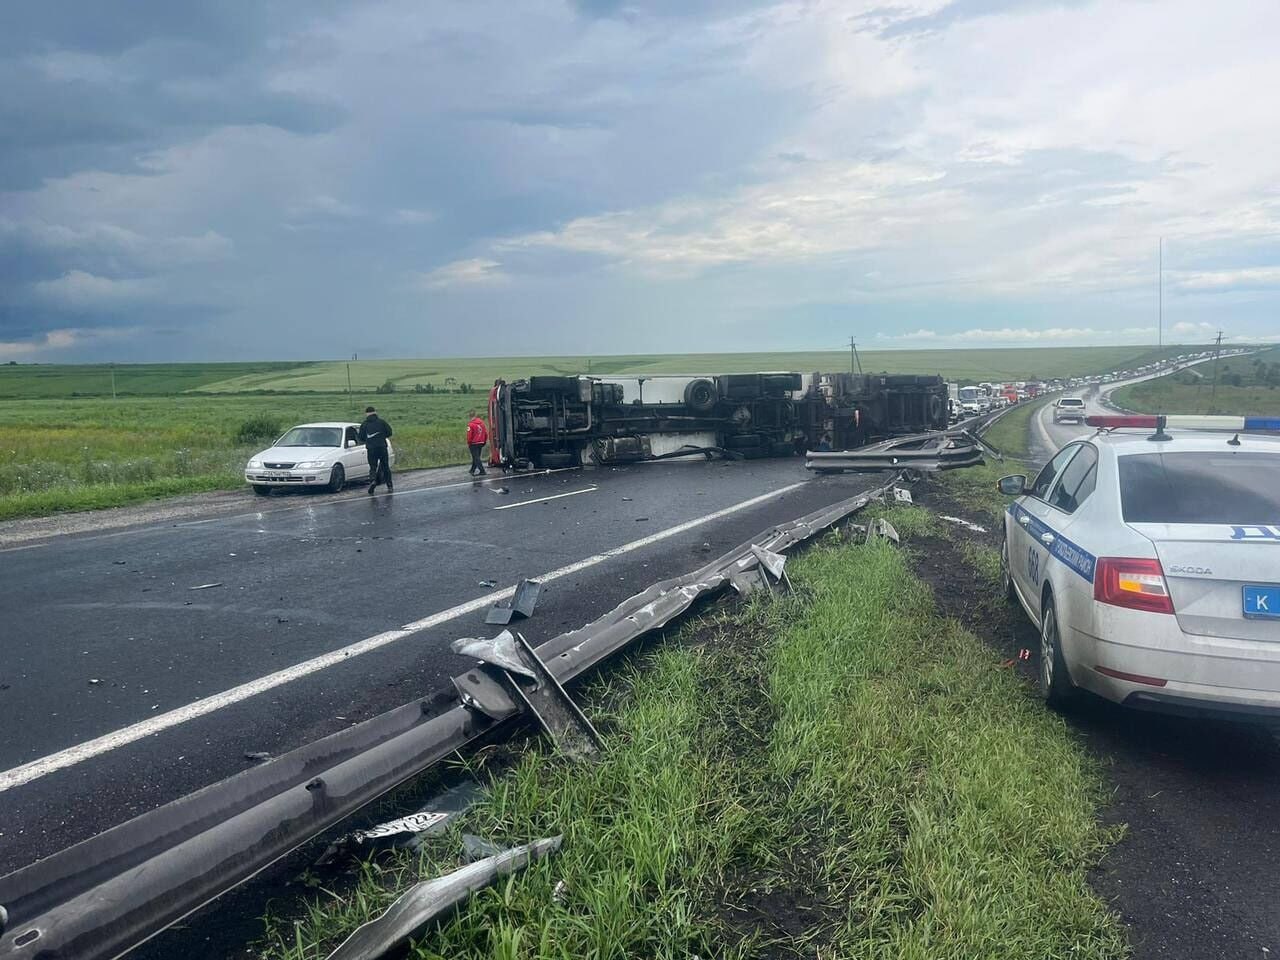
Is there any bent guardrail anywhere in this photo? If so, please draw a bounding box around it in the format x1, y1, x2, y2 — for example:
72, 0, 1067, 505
0, 478, 897, 960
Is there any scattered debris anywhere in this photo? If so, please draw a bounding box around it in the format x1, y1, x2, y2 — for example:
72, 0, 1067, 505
940, 515, 989, 533
484, 579, 542, 626
621, 496, 633, 501
490, 486, 510, 495
113, 560, 126, 565
806, 430, 984, 473
276, 617, 290, 624
243, 752, 273, 763
189, 582, 222, 591
88, 678, 102, 686
325, 836, 562, 960
453, 630, 602, 759
477, 579, 498, 588
700, 542, 713, 552
1019, 648, 1031, 661
865, 518, 900, 544
635, 516, 649, 522
317, 782, 483, 865
893, 486, 914, 504
552, 878, 569, 903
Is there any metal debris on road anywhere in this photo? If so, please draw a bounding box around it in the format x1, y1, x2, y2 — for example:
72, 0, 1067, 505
477, 579, 497, 588
484, 578, 541, 625
243, 752, 273, 763
893, 486, 914, 504
324, 836, 561, 960
939, 515, 988, 533
806, 430, 984, 473
188, 582, 223, 590
87, 679, 101, 686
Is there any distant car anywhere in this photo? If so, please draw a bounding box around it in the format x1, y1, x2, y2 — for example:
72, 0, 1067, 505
1053, 397, 1086, 423
998, 420, 1280, 721
244, 422, 395, 495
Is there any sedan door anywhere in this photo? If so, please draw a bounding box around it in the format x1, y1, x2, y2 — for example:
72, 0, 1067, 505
341, 426, 369, 479
1011, 443, 1083, 624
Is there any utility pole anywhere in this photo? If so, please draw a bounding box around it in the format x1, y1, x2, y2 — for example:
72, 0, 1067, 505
849, 336, 863, 376
346, 362, 354, 413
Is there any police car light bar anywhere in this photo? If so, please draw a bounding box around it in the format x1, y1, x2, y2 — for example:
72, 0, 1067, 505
1085, 414, 1280, 431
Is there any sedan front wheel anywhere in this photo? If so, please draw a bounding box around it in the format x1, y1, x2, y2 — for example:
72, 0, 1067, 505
327, 463, 345, 493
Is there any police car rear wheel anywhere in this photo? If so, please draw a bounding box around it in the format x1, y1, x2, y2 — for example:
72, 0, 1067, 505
1038, 598, 1077, 709
1000, 538, 1017, 603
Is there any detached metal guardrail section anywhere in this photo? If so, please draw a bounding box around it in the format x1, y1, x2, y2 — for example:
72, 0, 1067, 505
0, 479, 896, 960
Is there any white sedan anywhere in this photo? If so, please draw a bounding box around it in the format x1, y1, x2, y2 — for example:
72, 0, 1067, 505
244, 422, 395, 495
998, 415, 1280, 721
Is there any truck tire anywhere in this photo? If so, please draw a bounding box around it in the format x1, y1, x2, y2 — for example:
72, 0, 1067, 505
724, 434, 763, 450
683, 378, 717, 414
539, 451, 580, 469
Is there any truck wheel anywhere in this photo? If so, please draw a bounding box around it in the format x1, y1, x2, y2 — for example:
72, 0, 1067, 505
683, 378, 717, 414
540, 452, 578, 469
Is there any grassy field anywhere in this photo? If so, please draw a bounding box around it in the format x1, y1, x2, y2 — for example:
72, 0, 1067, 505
1112, 346, 1280, 416
0, 362, 308, 399
260, 518, 1124, 959
0, 345, 1192, 521
0, 393, 480, 521
195, 345, 1186, 394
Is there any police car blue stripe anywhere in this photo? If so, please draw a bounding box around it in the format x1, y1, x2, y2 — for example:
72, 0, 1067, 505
1244, 416, 1280, 431
1010, 503, 1097, 584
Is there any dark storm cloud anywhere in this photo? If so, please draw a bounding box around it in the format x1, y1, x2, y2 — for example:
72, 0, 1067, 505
0, 0, 343, 189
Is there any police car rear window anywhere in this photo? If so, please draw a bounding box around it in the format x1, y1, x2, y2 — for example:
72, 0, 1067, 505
1119, 452, 1280, 524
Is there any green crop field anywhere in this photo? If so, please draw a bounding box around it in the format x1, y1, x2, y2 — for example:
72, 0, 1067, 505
1112, 346, 1280, 416
192, 345, 1186, 394
0, 393, 480, 521
0, 344, 1209, 521
0, 361, 309, 399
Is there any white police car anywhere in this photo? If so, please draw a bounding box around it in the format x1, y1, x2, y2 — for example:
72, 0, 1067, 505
998, 415, 1280, 720
244, 422, 395, 495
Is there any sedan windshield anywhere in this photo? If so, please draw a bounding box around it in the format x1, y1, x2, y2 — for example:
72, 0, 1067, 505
1119, 451, 1280, 524
276, 427, 342, 447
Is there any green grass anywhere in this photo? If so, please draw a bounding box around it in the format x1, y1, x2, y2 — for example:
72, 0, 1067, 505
261, 527, 1124, 959
1111, 346, 1280, 416
198, 346, 1184, 394
0, 362, 307, 399
0, 393, 481, 520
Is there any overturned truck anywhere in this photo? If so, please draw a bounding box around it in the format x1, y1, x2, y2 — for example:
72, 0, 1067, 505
488, 371, 949, 469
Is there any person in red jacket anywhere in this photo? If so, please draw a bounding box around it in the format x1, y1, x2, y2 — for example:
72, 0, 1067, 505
466, 412, 488, 476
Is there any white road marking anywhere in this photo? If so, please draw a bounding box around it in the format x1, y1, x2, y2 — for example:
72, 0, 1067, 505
0, 479, 807, 793
493, 486, 597, 510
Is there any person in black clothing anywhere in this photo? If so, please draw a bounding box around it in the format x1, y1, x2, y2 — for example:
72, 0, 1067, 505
357, 406, 393, 494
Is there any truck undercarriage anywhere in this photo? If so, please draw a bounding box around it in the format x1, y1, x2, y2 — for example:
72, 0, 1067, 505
488, 371, 949, 469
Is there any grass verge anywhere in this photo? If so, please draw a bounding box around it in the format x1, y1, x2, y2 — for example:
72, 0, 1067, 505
261, 518, 1124, 959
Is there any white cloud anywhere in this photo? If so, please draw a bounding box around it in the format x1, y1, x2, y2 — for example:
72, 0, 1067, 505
1171, 267, 1280, 291
389, 208, 435, 225
881, 325, 1157, 344
30, 270, 161, 310
0, 326, 142, 360
1, 218, 233, 266
412, 258, 507, 290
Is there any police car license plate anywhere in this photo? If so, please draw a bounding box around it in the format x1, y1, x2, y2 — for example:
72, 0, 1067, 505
1243, 585, 1280, 619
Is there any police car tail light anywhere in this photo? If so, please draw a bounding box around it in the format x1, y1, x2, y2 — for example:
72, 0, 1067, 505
1094, 558, 1175, 614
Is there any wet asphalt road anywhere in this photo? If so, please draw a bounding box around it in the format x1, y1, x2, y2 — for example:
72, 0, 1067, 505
0, 458, 884, 875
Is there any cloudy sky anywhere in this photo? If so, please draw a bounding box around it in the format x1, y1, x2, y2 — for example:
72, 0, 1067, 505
2, 0, 1278, 362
